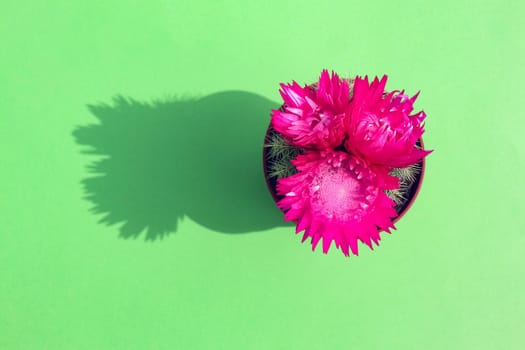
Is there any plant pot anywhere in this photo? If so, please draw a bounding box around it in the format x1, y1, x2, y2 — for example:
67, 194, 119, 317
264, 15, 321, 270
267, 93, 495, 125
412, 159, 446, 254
262, 126, 426, 225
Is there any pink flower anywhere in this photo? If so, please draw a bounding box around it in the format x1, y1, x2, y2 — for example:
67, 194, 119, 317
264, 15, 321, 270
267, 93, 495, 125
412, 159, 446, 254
271, 70, 349, 149
276, 150, 399, 256
345, 75, 432, 168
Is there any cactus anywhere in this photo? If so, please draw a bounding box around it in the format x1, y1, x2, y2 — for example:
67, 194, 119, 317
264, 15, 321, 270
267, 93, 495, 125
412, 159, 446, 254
386, 163, 422, 211
264, 130, 302, 179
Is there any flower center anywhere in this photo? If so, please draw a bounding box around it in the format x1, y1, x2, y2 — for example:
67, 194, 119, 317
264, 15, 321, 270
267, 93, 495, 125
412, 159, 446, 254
310, 163, 367, 221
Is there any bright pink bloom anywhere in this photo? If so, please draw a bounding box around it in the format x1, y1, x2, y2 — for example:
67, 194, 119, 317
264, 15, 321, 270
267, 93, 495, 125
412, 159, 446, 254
276, 150, 399, 256
345, 75, 432, 167
271, 70, 349, 149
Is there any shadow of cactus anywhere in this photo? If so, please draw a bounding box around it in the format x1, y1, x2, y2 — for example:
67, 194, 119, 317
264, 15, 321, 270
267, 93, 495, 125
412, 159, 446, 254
73, 91, 287, 240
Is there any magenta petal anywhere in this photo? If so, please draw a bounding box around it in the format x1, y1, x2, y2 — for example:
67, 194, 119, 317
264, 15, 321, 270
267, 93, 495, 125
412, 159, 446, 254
271, 69, 349, 149
345, 75, 432, 167
276, 150, 399, 257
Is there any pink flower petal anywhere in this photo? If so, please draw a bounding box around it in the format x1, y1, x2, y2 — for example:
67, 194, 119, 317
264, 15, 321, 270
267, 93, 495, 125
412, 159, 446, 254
345, 75, 432, 167
271, 69, 349, 149
276, 150, 399, 257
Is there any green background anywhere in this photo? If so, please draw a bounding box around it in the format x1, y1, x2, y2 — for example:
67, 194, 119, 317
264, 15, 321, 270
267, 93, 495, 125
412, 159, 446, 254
1, 0, 524, 349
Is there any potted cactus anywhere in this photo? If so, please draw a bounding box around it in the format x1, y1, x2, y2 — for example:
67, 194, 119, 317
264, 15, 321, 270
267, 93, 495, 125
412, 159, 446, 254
263, 70, 432, 257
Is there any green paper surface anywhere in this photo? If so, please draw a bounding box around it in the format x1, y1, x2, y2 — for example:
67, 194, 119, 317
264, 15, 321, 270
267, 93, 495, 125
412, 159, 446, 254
1, 1, 524, 349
